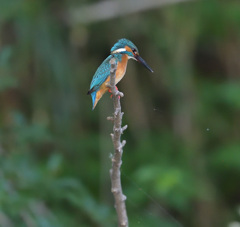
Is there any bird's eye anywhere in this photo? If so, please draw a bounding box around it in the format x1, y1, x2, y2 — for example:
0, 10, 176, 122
132, 48, 137, 54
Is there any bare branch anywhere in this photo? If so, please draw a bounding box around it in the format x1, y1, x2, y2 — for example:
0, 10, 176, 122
69, 0, 198, 24
109, 57, 128, 227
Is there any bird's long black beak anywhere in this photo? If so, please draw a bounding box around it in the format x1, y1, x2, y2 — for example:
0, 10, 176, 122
135, 55, 153, 73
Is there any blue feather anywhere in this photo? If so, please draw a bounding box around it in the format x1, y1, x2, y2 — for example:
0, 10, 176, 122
89, 55, 112, 92
91, 91, 96, 110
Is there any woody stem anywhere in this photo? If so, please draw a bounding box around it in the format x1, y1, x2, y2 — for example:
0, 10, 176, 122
107, 57, 128, 227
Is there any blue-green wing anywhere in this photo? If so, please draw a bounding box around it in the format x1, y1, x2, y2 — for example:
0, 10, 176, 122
89, 55, 112, 92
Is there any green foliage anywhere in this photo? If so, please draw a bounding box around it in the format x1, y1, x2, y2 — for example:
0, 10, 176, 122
0, 0, 240, 226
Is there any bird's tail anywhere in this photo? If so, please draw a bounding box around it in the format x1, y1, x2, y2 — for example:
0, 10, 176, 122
90, 88, 108, 110
91, 91, 97, 110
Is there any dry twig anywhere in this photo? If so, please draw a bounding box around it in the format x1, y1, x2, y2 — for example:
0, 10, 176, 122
107, 57, 128, 227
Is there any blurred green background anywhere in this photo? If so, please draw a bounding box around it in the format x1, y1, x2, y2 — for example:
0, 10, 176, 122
0, 0, 240, 226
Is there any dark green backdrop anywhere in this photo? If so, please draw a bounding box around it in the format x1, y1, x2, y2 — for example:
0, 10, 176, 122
0, 0, 240, 226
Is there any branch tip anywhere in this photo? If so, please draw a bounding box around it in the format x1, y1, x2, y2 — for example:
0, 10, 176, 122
110, 133, 114, 141
122, 125, 128, 132
117, 91, 124, 97
122, 195, 127, 201
121, 140, 126, 147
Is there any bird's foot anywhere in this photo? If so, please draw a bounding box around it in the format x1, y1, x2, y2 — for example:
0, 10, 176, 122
108, 86, 120, 99
109, 94, 121, 99
108, 86, 118, 93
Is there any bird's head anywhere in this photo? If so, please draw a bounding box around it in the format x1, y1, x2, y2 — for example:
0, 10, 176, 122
111, 38, 153, 73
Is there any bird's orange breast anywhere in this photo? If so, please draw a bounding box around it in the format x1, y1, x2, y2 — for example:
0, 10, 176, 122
115, 54, 128, 84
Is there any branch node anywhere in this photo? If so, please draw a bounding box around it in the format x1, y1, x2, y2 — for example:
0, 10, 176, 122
120, 221, 128, 227
114, 128, 121, 133
111, 188, 119, 193
109, 169, 113, 176
107, 116, 114, 121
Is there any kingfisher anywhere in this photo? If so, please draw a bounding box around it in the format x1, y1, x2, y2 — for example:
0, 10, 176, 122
87, 38, 153, 110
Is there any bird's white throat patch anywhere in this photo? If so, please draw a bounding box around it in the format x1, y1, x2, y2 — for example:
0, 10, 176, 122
127, 55, 136, 60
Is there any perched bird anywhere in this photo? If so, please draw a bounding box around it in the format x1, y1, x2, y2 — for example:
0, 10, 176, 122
87, 38, 153, 110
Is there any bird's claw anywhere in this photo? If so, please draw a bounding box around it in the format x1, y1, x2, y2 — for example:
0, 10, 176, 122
108, 86, 120, 99
110, 94, 121, 99
108, 86, 118, 93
